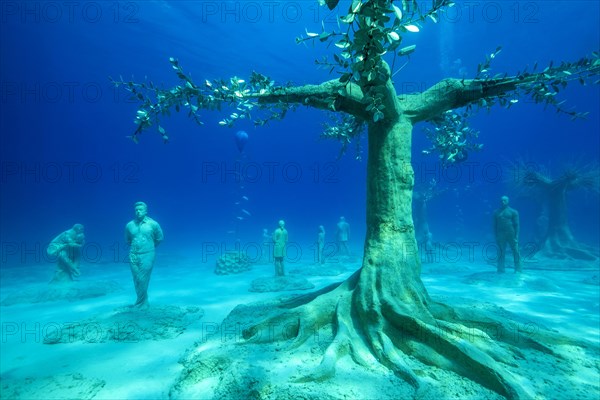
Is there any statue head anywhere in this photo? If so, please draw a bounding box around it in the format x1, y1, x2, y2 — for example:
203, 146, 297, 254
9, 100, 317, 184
500, 196, 509, 207
134, 201, 148, 221
319, 225, 325, 233
72, 224, 84, 233
278, 220, 285, 229
70, 224, 85, 242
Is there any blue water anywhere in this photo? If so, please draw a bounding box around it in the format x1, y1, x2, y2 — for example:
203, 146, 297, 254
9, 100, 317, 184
1, 0, 599, 267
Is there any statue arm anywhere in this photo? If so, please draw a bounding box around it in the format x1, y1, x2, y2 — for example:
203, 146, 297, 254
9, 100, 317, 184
513, 211, 520, 239
56, 251, 78, 273
493, 213, 498, 235
125, 224, 132, 245
47, 233, 66, 257
67, 233, 84, 247
153, 222, 164, 246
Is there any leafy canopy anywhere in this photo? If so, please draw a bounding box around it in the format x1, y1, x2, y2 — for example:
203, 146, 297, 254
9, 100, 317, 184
112, 0, 598, 164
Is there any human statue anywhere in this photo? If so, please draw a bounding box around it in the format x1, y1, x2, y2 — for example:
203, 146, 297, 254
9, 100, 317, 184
336, 216, 350, 257
262, 228, 271, 243
47, 224, 85, 283
493, 195, 521, 273
317, 225, 326, 265
261, 228, 272, 264
423, 231, 435, 264
125, 201, 164, 308
272, 220, 288, 276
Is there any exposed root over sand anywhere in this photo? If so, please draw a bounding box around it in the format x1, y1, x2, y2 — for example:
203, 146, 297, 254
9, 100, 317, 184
170, 272, 599, 399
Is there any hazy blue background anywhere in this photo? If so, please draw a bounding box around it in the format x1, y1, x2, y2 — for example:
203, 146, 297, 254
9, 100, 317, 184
1, 0, 598, 268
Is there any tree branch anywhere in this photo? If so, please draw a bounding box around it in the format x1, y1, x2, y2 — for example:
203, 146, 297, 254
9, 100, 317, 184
252, 79, 371, 120
403, 55, 600, 123
401, 78, 477, 123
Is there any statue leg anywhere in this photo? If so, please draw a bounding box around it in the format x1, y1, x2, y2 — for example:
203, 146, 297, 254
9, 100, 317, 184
50, 264, 70, 283
274, 257, 284, 276
129, 251, 155, 308
70, 250, 81, 278
338, 241, 348, 257
50, 252, 75, 283
496, 238, 506, 273
510, 239, 522, 272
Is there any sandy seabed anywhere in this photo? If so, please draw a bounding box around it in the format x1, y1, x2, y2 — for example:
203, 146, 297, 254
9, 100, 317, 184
1, 252, 598, 400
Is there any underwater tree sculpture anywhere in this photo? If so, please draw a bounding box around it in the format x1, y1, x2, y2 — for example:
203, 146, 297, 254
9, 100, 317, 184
115, 1, 599, 398
513, 161, 600, 261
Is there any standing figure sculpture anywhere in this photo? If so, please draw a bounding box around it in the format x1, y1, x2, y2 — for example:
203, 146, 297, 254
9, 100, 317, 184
494, 195, 521, 273
47, 224, 85, 283
125, 201, 164, 308
317, 225, 326, 265
261, 228, 272, 264
424, 231, 435, 264
272, 220, 288, 276
336, 216, 350, 257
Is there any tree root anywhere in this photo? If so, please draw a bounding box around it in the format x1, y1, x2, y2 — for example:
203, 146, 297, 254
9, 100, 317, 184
170, 281, 599, 400
541, 239, 599, 262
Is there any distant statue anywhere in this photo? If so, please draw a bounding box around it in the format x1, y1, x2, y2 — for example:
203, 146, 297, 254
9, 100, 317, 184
261, 228, 272, 264
272, 220, 288, 276
262, 228, 271, 242
47, 224, 85, 283
412, 178, 439, 242
336, 216, 350, 257
317, 225, 326, 264
423, 231, 435, 264
493, 195, 521, 273
125, 201, 164, 309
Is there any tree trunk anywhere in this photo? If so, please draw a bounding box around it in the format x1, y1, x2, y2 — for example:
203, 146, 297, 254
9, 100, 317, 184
355, 116, 432, 324
545, 185, 575, 250
539, 184, 597, 260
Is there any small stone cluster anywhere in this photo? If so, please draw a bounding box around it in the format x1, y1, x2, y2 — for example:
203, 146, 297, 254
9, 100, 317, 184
214, 252, 252, 275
